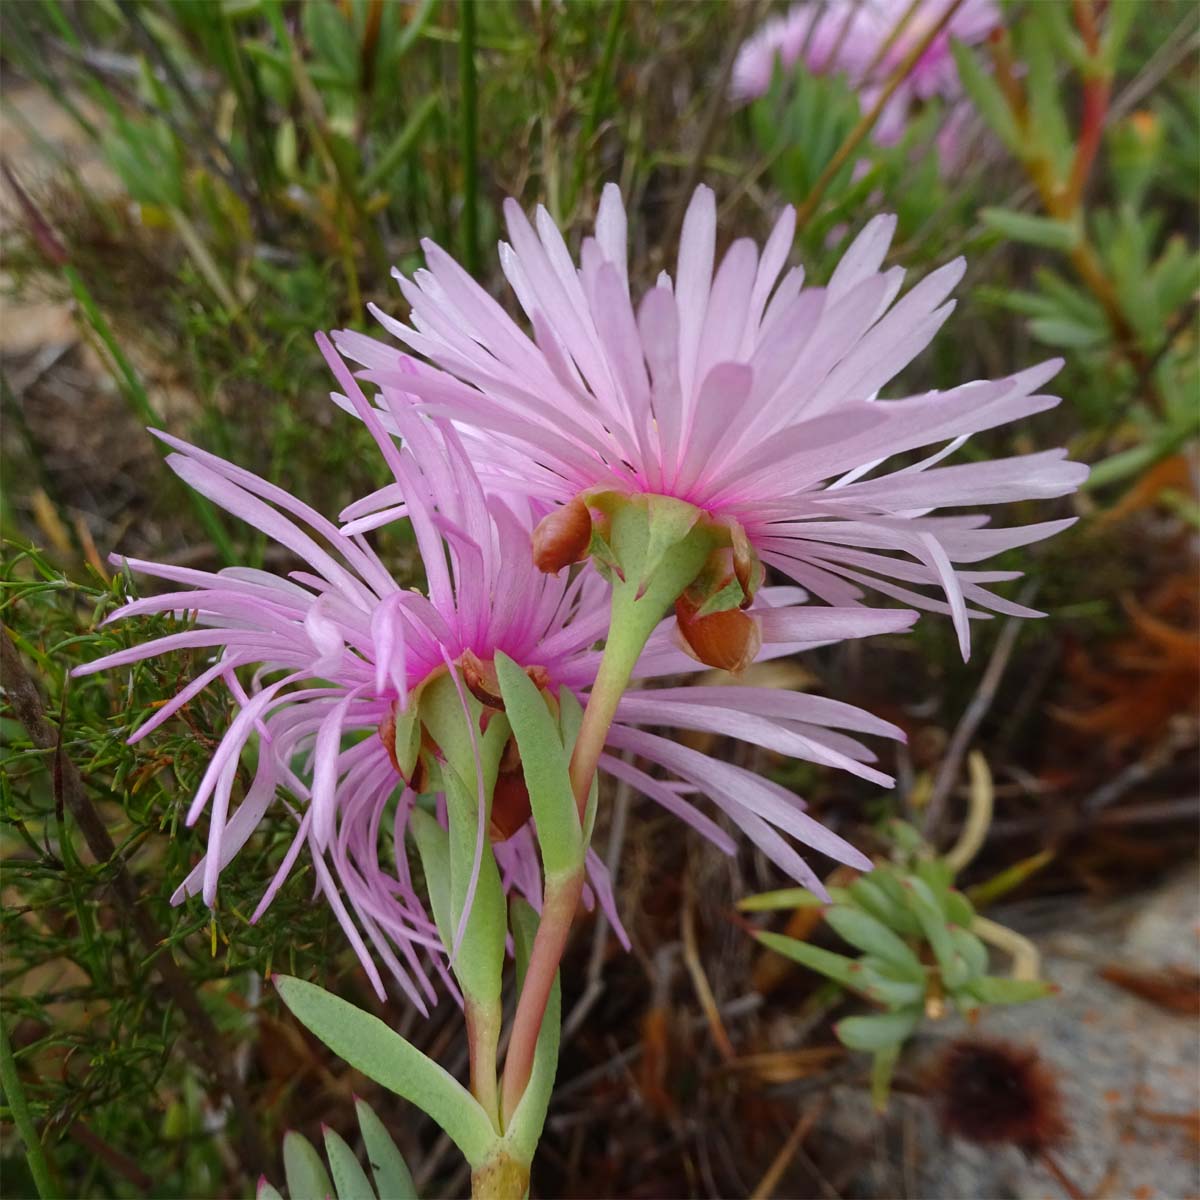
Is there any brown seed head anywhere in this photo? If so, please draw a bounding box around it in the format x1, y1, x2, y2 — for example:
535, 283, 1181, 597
928, 1037, 1068, 1157
531, 496, 592, 574
674, 597, 762, 674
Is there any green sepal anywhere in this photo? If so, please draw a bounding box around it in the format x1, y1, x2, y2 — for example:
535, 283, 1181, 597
495, 652, 582, 880
283, 1130, 334, 1200
440, 756, 507, 1011
274, 976, 499, 1169
835, 1006, 922, 1052
323, 1125, 375, 1200
409, 807, 452, 949
557, 686, 598, 846
503, 900, 561, 1166
391, 703, 423, 781
355, 1096, 417, 1200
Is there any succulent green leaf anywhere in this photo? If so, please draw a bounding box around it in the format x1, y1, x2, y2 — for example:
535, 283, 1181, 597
835, 1006, 922, 1052
737, 887, 827, 913
857, 960, 926, 1007
913, 859, 955, 903
323, 1126, 375, 1200
824, 906, 924, 980
495, 652, 582, 879
283, 1131, 335, 1200
981, 208, 1080, 252
902, 878, 965, 987
362, 94, 439, 194
950, 40, 1022, 152
965, 976, 1055, 1005
257, 1181, 285, 1200
504, 900, 562, 1165
355, 1096, 417, 1200
948, 926, 989, 980
274, 977, 498, 1168
848, 874, 921, 935
755, 931, 862, 992
943, 888, 975, 929
966, 849, 1054, 908
886, 819, 925, 856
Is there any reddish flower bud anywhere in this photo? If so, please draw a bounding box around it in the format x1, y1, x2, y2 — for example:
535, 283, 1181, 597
674, 597, 762, 674
531, 496, 592, 574
461, 649, 549, 709
378, 706, 429, 790
489, 766, 533, 842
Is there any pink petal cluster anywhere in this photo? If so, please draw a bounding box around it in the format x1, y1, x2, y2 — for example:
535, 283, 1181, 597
78, 336, 917, 1002
731, 0, 1001, 163
336, 185, 1085, 659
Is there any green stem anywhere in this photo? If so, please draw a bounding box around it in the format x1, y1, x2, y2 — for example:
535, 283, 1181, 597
0, 1010, 57, 1199
471, 1147, 530, 1200
567, 576, 675, 819
466, 1000, 502, 1132
500, 509, 714, 1122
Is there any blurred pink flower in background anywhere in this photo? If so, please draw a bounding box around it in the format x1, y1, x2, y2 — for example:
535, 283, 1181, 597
731, 0, 1002, 165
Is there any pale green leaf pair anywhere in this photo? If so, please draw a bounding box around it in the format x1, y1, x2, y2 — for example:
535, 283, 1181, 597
260, 1094, 416, 1200
274, 977, 497, 1170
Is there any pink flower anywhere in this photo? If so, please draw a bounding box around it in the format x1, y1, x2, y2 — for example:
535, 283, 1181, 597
77, 338, 917, 1003
334, 186, 1085, 660
731, 0, 1001, 164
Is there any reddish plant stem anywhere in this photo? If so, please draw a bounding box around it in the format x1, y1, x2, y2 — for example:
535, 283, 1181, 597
499, 871, 584, 1124
987, 1, 1160, 413
1065, 0, 1111, 213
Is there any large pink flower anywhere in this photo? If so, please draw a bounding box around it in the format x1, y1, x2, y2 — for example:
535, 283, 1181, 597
334, 185, 1085, 659
77, 339, 916, 1005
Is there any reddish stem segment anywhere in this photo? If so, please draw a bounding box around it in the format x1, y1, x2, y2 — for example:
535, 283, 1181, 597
499, 871, 584, 1124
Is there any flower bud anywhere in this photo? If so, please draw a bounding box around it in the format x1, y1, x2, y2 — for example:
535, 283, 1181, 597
674, 597, 762, 674
531, 496, 592, 574
489, 766, 532, 842
379, 702, 427, 788
461, 649, 549, 709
